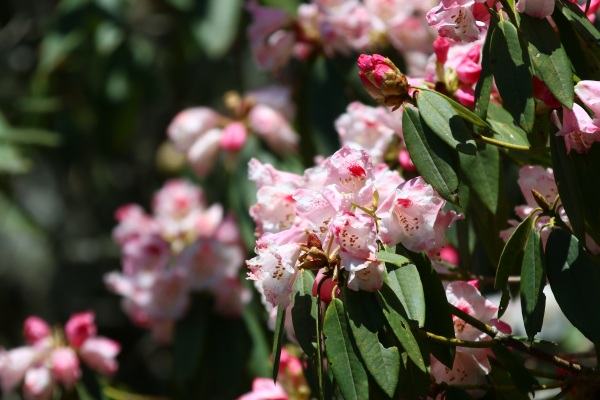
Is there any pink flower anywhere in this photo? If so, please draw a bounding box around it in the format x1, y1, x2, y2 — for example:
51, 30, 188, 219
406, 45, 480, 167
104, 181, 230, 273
23, 366, 54, 400
433, 36, 450, 64
65, 312, 96, 349
112, 204, 160, 245
237, 377, 288, 400
167, 107, 221, 152
50, 348, 81, 388
574, 80, 600, 115
553, 103, 600, 154
533, 76, 561, 109
0, 347, 39, 393
516, 0, 555, 18
23, 317, 51, 345
427, 1, 487, 42
247, 104, 299, 153
358, 54, 409, 109
213, 277, 252, 318
187, 127, 222, 177
446, 281, 499, 343
318, 1, 375, 56
220, 122, 248, 152
78, 337, 120, 376
377, 177, 446, 252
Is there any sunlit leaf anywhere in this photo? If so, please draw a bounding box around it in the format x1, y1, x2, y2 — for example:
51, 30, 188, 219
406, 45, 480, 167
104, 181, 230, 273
520, 229, 546, 341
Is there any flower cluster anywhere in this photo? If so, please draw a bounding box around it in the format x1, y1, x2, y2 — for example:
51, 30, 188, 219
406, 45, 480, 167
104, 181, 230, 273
0, 312, 119, 400
168, 85, 299, 177
247, 0, 438, 73
431, 281, 511, 395
237, 349, 309, 400
247, 145, 460, 308
426, 0, 490, 43
106, 179, 250, 342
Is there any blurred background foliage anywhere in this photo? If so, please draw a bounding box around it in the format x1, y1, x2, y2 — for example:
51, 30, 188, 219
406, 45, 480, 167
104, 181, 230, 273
0, 0, 290, 396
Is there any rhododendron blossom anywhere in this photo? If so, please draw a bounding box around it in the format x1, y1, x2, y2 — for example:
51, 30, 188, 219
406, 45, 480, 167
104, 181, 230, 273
0, 313, 120, 400
106, 179, 250, 342
247, 146, 459, 308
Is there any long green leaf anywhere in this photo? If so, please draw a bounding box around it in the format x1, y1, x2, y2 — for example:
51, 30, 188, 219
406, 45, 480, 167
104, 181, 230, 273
402, 106, 460, 204
520, 229, 546, 341
520, 14, 574, 109
272, 306, 287, 382
323, 299, 369, 400
546, 229, 600, 343
375, 251, 411, 268
460, 144, 501, 215
345, 289, 399, 397
486, 103, 531, 148
495, 216, 533, 318
386, 266, 426, 326
415, 90, 477, 155
491, 19, 535, 133
292, 270, 317, 358
474, 19, 496, 124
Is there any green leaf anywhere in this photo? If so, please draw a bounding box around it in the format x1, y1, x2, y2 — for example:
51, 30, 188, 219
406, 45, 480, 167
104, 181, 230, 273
272, 306, 286, 382
488, 358, 530, 400
345, 289, 399, 397
546, 229, 600, 343
520, 229, 546, 341
520, 14, 574, 109
417, 88, 491, 130
192, 0, 243, 58
474, 18, 496, 124
486, 103, 531, 148
496, 216, 533, 318
491, 343, 538, 395
550, 135, 586, 242
460, 144, 501, 215
415, 90, 477, 155
323, 299, 369, 400
0, 145, 32, 174
400, 247, 456, 368
402, 106, 460, 204
386, 266, 425, 327
37, 32, 83, 75
292, 270, 317, 358
0, 127, 60, 146
397, 351, 430, 398
375, 251, 411, 268
491, 19, 535, 133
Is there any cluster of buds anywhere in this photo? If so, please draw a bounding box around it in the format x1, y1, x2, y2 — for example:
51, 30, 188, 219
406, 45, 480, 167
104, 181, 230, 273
358, 54, 410, 110
105, 179, 250, 342
167, 85, 299, 177
247, 0, 439, 74
246, 145, 461, 309
0, 312, 119, 400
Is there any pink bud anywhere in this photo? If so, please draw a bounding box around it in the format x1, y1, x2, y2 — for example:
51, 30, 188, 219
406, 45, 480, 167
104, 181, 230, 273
533, 76, 561, 109
439, 245, 460, 266
357, 54, 409, 109
50, 348, 81, 388
23, 317, 51, 345
433, 37, 450, 64
455, 86, 475, 108
467, 279, 480, 290
456, 58, 481, 85
167, 107, 221, 152
219, 121, 248, 152
311, 269, 339, 304
398, 149, 417, 172
65, 312, 97, 348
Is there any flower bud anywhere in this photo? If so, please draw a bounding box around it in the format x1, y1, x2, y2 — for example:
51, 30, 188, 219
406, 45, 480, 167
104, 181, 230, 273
433, 37, 450, 65
23, 317, 51, 345
65, 312, 96, 349
220, 121, 248, 152
311, 269, 339, 305
51, 347, 81, 388
357, 54, 409, 110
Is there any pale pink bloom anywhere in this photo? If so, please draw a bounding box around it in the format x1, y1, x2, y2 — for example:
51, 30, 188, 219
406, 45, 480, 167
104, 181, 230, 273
0, 347, 39, 393
121, 234, 170, 277
345, 258, 385, 292
377, 177, 446, 252
251, 186, 298, 235
292, 188, 336, 241
247, 86, 296, 120
247, 104, 299, 153
187, 127, 222, 177
554, 103, 600, 154
446, 281, 499, 343
237, 377, 288, 400
373, 164, 405, 203
65, 312, 96, 349
78, 337, 120, 376
516, 0, 555, 18
430, 352, 489, 397
50, 348, 80, 388
332, 211, 378, 260
23, 366, 54, 400
167, 107, 221, 152
323, 146, 375, 210
574, 80, 600, 115
220, 122, 248, 152
23, 317, 51, 345
318, 1, 375, 55
112, 204, 160, 245
247, 228, 308, 308
152, 179, 205, 220
427, 2, 486, 42
248, 158, 304, 190
214, 212, 243, 245
246, 0, 294, 70
335, 102, 396, 164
